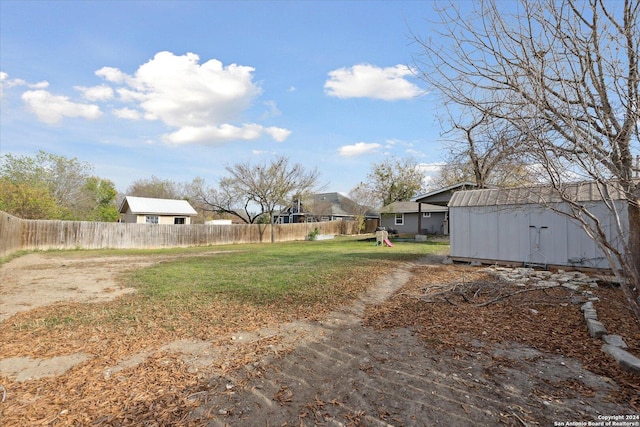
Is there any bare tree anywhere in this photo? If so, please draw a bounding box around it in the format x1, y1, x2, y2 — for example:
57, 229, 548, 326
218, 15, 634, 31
126, 176, 185, 200
433, 109, 538, 189
414, 0, 640, 319
189, 177, 262, 224
194, 156, 321, 242
365, 156, 426, 206
348, 183, 379, 234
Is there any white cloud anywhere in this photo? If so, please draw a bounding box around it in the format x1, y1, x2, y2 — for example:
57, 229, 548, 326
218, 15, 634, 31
262, 100, 281, 119
418, 162, 445, 175
97, 51, 290, 144
338, 142, 382, 157
0, 72, 9, 99
385, 138, 415, 149
116, 87, 146, 103
113, 107, 142, 120
406, 148, 425, 158
0, 72, 48, 99
324, 64, 421, 100
95, 66, 128, 83
163, 123, 290, 145
75, 84, 114, 101
2, 72, 102, 123
30, 81, 50, 89
418, 162, 446, 189
22, 90, 102, 124
264, 126, 291, 142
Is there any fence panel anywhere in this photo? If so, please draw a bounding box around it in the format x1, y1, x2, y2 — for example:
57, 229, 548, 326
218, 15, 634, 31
0, 212, 23, 258
0, 211, 365, 258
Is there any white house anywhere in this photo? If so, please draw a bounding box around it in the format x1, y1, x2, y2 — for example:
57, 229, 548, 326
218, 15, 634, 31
448, 182, 630, 269
119, 196, 198, 224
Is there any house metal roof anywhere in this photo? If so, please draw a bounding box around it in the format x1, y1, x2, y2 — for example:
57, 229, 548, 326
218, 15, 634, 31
448, 181, 632, 208
119, 196, 198, 216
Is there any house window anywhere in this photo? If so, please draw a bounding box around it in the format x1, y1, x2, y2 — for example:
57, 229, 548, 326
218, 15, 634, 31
146, 215, 158, 224
395, 213, 404, 225
174, 217, 186, 224
422, 212, 431, 218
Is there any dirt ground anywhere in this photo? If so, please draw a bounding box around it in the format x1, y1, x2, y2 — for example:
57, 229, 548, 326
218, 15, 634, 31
0, 251, 638, 426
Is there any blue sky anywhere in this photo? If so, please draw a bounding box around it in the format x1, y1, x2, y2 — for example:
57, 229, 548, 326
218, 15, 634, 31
0, 0, 446, 195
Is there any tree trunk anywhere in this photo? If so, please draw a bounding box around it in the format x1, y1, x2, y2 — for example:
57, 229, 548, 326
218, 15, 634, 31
627, 195, 640, 288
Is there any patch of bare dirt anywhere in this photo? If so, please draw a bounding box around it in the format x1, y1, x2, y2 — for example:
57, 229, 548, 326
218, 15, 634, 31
0, 253, 140, 322
0, 251, 638, 426
0, 250, 236, 322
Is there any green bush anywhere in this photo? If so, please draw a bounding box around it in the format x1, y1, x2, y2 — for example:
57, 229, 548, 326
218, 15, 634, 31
307, 227, 320, 241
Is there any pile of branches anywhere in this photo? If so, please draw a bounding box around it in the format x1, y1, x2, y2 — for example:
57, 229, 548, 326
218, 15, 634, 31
407, 273, 563, 307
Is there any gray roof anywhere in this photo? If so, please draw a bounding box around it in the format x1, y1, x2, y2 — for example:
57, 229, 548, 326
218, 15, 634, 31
119, 196, 197, 216
414, 181, 478, 201
308, 192, 378, 217
381, 201, 449, 214
448, 181, 632, 208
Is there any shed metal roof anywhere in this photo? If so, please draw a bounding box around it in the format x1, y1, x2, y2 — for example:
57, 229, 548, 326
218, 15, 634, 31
448, 181, 632, 208
119, 196, 198, 216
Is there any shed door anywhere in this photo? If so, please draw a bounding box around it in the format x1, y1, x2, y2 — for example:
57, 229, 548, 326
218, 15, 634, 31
527, 214, 550, 266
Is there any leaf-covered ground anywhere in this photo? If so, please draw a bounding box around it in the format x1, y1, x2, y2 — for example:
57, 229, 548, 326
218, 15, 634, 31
0, 251, 638, 426
365, 265, 640, 411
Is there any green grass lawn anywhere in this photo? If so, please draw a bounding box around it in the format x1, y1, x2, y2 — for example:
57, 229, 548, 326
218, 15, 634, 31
8, 236, 449, 337
126, 236, 448, 307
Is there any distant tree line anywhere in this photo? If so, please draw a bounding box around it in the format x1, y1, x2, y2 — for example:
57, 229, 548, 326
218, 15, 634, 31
0, 151, 119, 221
1, 151, 427, 233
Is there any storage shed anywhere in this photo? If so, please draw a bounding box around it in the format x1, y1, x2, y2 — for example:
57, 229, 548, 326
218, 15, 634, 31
119, 196, 198, 224
448, 182, 630, 269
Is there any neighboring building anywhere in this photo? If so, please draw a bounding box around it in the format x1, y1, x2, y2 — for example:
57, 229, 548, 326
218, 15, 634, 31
448, 182, 630, 269
414, 181, 479, 206
276, 192, 378, 224
380, 182, 481, 235
205, 219, 233, 225
119, 196, 198, 224
379, 201, 449, 235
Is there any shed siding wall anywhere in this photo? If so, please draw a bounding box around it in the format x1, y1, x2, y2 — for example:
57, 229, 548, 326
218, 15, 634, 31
450, 201, 628, 268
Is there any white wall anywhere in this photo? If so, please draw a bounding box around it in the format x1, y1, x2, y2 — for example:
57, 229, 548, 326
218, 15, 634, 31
130, 214, 191, 224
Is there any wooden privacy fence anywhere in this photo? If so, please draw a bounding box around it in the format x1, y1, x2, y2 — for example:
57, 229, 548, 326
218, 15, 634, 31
0, 211, 368, 258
